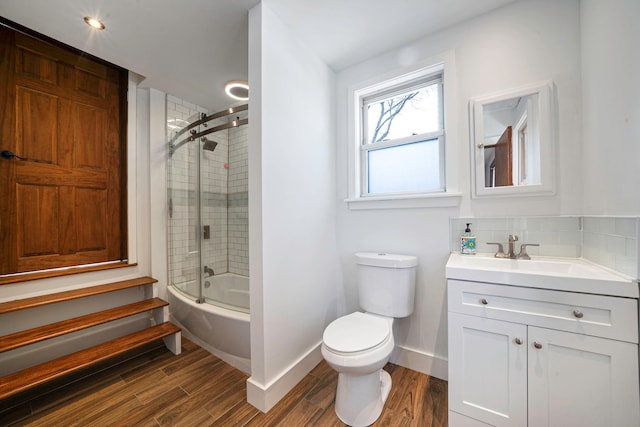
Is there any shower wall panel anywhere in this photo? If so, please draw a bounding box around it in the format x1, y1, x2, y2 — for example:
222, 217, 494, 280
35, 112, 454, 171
229, 125, 249, 276
167, 95, 209, 285
167, 94, 249, 284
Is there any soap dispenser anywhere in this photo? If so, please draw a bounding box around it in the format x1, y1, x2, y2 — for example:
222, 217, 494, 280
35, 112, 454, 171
460, 223, 476, 255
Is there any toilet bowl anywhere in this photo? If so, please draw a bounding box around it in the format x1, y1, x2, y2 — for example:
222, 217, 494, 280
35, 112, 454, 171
321, 312, 395, 426
321, 252, 417, 427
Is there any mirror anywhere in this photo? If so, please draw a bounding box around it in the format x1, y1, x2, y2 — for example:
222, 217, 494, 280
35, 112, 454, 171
470, 80, 555, 197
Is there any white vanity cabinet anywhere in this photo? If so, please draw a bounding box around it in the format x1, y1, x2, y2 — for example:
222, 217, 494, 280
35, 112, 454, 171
447, 278, 640, 427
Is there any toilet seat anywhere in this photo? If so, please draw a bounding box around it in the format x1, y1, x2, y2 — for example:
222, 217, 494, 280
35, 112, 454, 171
323, 312, 390, 355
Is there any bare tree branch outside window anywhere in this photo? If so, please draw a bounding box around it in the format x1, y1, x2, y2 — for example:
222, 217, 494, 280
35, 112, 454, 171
369, 92, 418, 143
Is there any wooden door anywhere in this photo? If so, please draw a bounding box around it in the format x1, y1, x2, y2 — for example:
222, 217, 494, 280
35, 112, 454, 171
528, 327, 640, 427
448, 312, 528, 426
0, 24, 127, 275
494, 126, 513, 187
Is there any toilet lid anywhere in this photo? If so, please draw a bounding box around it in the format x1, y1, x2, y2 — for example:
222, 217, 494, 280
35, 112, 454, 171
323, 312, 390, 354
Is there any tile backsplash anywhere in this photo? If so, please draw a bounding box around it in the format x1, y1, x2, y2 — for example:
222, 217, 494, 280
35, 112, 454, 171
583, 217, 638, 279
451, 216, 639, 280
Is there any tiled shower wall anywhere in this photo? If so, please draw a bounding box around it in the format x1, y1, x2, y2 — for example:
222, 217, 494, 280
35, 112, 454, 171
167, 94, 249, 288
201, 114, 230, 279
228, 125, 249, 276
450, 216, 639, 279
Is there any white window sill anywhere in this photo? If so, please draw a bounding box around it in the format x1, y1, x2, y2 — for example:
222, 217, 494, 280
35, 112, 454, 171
345, 192, 462, 210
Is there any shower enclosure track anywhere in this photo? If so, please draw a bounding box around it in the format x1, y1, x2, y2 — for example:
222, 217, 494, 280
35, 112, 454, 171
168, 104, 248, 154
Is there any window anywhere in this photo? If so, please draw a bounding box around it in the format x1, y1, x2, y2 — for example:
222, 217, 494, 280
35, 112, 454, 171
360, 74, 444, 196
346, 54, 460, 209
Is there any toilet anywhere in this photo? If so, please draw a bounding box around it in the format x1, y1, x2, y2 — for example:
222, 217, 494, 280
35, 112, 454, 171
321, 252, 417, 427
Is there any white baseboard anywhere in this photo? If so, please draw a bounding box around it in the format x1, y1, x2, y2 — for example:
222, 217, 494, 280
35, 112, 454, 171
246, 342, 323, 413
390, 344, 448, 381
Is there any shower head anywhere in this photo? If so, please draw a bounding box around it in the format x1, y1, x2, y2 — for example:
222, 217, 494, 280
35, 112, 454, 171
201, 137, 218, 152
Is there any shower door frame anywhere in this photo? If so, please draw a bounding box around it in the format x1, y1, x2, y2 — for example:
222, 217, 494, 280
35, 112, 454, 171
167, 104, 248, 305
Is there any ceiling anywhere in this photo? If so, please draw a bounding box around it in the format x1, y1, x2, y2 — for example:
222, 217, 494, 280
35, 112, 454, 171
0, 0, 514, 111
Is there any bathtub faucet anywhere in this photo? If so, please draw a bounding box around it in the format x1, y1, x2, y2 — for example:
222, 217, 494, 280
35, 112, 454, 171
204, 265, 215, 277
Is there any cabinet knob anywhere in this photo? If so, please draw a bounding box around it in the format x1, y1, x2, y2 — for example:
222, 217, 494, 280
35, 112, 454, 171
533, 342, 543, 349
480, 298, 489, 305
573, 310, 584, 319
514, 337, 523, 345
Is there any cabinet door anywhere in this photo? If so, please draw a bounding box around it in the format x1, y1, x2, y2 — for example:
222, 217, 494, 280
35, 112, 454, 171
449, 313, 527, 426
528, 327, 640, 427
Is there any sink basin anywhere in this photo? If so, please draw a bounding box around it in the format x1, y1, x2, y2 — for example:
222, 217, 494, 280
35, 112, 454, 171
446, 253, 637, 297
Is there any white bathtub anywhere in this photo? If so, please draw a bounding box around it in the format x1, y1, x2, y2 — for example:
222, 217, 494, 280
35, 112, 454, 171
168, 273, 250, 373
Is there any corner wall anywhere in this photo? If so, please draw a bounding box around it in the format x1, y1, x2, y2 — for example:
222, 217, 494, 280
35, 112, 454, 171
335, 0, 582, 380
581, 0, 640, 215
247, 1, 339, 412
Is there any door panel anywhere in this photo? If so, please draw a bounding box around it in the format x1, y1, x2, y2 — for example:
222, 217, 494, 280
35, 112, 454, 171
16, 86, 58, 163
75, 103, 107, 169
494, 126, 512, 187
15, 45, 58, 84
528, 327, 640, 427
0, 24, 126, 276
449, 312, 527, 426
75, 187, 107, 251
17, 183, 59, 256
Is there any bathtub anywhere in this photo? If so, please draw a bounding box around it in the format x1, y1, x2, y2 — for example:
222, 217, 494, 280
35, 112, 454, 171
167, 273, 250, 373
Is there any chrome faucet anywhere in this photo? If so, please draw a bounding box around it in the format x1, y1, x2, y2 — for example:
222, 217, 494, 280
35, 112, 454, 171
507, 234, 518, 258
487, 235, 540, 259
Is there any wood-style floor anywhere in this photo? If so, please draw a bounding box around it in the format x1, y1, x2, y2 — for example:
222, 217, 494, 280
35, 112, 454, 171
1, 338, 448, 426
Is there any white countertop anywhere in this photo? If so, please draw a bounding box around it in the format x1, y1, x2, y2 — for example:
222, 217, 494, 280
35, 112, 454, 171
446, 253, 639, 298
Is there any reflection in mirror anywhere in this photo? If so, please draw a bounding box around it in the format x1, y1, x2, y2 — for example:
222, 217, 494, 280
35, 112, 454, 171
470, 80, 554, 197
482, 93, 539, 187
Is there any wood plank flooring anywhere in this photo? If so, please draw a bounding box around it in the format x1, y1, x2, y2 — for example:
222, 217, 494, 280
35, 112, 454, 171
1, 338, 448, 426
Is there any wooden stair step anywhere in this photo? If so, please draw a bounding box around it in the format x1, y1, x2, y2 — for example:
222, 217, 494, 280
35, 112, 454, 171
0, 298, 169, 354
0, 276, 158, 315
0, 322, 181, 400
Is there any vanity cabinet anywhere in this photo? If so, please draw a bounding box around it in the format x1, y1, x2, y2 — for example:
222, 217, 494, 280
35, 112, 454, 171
447, 279, 640, 427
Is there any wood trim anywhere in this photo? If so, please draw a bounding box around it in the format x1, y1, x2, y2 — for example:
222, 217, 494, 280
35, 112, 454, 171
118, 68, 129, 260
0, 322, 180, 400
0, 298, 168, 353
0, 276, 156, 314
0, 340, 166, 416
0, 261, 137, 286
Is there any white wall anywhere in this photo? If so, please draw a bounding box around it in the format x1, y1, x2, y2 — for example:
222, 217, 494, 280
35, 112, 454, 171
247, 0, 339, 412
335, 0, 582, 379
148, 88, 170, 301
581, 0, 640, 215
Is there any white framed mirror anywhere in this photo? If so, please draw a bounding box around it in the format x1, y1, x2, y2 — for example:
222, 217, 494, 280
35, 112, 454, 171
470, 80, 555, 197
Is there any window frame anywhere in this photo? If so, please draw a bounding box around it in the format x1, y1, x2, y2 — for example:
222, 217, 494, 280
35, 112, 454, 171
360, 73, 445, 197
345, 52, 461, 210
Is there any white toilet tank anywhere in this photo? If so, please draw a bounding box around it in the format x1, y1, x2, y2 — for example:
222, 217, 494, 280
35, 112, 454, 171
356, 252, 417, 318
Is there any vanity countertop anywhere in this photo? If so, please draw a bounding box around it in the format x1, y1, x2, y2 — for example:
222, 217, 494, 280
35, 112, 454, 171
446, 253, 639, 298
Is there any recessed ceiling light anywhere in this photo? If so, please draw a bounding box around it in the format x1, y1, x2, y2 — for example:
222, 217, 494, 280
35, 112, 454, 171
84, 16, 105, 30
225, 81, 249, 101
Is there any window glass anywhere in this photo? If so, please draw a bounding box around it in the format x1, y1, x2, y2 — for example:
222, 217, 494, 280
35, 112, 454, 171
367, 138, 442, 194
359, 73, 444, 196
365, 82, 441, 144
